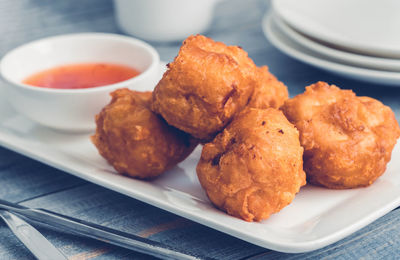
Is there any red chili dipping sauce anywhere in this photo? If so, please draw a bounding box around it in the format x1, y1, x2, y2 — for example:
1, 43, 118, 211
23, 63, 140, 89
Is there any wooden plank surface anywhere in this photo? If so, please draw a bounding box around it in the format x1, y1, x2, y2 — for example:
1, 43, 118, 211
0, 0, 400, 259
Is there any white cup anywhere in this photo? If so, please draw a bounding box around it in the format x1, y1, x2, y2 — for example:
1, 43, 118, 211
114, 0, 220, 42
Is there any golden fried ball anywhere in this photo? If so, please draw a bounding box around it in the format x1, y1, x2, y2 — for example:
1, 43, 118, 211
152, 35, 256, 141
247, 66, 288, 109
92, 88, 197, 179
197, 108, 306, 222
282, 81, 400, 189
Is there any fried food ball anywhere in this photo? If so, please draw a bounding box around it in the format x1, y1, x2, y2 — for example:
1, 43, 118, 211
282, 81, 400, 189
152, 35, 256, 141
247, 66, 289, 109
197, 108, 306, 222
92, 88, 197, 179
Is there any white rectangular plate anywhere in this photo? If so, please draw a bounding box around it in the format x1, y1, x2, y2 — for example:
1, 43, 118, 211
0, 85, 399, 253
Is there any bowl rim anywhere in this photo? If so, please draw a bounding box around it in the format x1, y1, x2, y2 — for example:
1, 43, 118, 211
0, 32, 160, 95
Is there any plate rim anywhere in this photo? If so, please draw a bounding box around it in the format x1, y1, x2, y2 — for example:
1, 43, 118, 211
272, 0, 400, 58
262, 11, 400, 86
272, 12, 400, 72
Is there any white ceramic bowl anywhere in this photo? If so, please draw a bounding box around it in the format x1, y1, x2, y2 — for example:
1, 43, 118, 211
114, 0, 220, 42
0, 33, 160, 132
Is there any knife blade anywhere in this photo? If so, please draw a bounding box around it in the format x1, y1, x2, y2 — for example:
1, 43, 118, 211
0, 209, 67, 260
0, 199, 203, 260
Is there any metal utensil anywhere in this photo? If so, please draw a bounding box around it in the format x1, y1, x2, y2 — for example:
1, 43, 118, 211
0, 209, 67, 260
0, 199, 202, 260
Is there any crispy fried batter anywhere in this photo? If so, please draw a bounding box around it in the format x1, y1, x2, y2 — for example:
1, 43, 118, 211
248, 66, 288, 109
197, 108, 306, 222
282, 82, 400, 189
92, 88, 197, 179
152, 35, 256, 141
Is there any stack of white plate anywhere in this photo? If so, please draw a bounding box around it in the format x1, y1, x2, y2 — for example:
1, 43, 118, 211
263, 0, 400, 86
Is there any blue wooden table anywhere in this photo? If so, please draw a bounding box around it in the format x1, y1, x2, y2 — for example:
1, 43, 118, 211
1, 0, 400, 259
